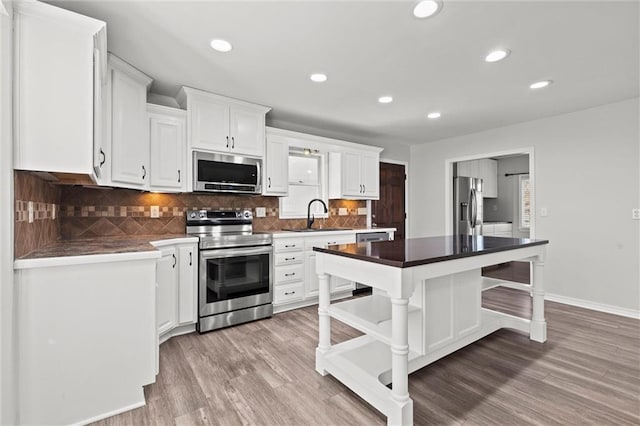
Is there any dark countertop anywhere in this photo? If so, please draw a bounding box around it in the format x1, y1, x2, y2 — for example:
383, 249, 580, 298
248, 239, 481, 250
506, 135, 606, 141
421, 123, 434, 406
313, 235, 549, 268
17, 234, 195, 260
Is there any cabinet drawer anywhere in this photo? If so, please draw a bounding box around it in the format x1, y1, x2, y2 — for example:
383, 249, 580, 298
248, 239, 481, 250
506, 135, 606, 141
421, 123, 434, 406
275, 264, 304, 284
304, 235, 355, 250
274, 282, 304, 304
275, 252, 303, 266
494, 223, 512, 233
274, 238, 304, 252
482, 224, 495, 235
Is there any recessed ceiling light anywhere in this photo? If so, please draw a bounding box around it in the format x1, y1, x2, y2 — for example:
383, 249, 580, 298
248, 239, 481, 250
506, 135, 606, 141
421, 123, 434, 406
413, 0, 442, 19
485, 49, 510, 63
210, 39, 232, 52
378, 96, 393, 104
530, 80, 552, 89
310, 73, 327, 83
427, 112, 441, 119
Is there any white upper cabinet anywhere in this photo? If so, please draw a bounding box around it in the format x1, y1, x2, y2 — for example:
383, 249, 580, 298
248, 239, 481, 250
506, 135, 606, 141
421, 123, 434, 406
457, 158, 498, 198
13, 1, 106, 183
108, 54, 152, 188
329, 150, 382, 200
263, 130, 289, 196
177, 87, 271, 158
148, 104, 186, 192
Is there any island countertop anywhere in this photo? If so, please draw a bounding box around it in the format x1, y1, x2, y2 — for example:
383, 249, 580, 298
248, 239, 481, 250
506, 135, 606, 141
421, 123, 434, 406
313, 235, 549, 268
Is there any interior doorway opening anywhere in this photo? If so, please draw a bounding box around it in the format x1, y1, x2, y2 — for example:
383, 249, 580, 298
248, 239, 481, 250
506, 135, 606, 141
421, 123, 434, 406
446, 148, 535, 285
372, 161, 407, 240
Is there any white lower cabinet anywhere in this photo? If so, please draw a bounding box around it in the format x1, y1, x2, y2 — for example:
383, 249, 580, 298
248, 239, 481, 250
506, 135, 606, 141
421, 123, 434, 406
151, 240, 198, 344
273, 233, 356, 313
156, 246, 178, 336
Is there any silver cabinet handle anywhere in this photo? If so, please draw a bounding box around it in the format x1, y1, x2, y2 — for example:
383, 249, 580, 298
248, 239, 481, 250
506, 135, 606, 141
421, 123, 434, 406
284, 272, 296, 277
284, 291, 296, 295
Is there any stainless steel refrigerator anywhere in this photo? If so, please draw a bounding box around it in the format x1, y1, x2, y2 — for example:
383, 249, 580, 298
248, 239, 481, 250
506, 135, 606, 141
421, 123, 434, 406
453, 177, 483, 236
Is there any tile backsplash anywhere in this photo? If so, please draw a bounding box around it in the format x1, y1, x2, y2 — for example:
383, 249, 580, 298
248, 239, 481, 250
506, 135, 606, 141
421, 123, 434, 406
14, 172, 367, 253
59, 186, 366, 239
14, 171, 61, 258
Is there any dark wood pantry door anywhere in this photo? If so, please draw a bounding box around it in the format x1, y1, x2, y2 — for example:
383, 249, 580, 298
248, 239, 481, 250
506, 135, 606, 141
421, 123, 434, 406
371, 162, 406, 240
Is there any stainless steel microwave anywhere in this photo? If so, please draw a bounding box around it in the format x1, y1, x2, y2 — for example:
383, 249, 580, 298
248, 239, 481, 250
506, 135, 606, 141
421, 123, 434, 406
193, 151, 262, 194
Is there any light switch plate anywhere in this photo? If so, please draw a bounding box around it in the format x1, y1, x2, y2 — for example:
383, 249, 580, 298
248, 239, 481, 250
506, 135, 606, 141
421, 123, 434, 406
338, 208, 348, 216
150, 206, 160, 218
357, 207, 367, 215
633, 208, 640, 220
52, 204, 56, 220
256, 207, 266, 218
28, 201, 34, 223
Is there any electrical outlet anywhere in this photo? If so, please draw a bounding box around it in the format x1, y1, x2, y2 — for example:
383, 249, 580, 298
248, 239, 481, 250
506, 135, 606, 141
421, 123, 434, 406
540, 207, 548, 217
255, 207, 266, 218
28, 201, 34, 223
150, 206, 160, 218
633, 209, 640, 220
357, 207, 367, 215
338, 208, 348, 216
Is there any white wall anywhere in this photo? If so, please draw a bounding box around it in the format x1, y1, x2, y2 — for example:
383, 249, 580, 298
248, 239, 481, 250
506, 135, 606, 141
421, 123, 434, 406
0, 1, 15, 423
409, 98, 640, 314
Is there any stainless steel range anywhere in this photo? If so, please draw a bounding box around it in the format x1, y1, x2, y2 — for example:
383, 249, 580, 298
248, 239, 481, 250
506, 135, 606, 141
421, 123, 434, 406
186, 209, 273, 333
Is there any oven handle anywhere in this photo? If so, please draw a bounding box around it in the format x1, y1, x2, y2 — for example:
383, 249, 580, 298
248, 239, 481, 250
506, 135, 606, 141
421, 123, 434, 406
199, 245, 273, 260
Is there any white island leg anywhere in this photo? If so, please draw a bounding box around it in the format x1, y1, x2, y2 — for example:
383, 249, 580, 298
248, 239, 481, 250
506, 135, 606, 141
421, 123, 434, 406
388, 297, 413, 426
315, 272, 331, 375
530, 256, 547, 342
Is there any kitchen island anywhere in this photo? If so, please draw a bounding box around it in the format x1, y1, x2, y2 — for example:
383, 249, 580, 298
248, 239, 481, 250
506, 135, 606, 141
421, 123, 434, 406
313, 235, 549, 425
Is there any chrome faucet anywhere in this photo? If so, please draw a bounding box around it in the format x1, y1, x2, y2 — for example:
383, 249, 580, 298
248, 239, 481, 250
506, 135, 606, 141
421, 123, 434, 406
307, 198, 328, 229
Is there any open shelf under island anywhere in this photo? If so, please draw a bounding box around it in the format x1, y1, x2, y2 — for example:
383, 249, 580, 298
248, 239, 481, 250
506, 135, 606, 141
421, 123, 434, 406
313, 235, 549, 426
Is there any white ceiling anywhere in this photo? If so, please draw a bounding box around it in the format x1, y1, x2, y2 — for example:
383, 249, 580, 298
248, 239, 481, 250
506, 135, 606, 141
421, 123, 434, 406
47, 0, 639, 147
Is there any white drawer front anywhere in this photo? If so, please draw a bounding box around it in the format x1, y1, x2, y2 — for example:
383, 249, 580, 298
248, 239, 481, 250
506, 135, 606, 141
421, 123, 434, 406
275, 252, 304, 266
494, 223, 513, 233
274, 238, 304, 252
274, 282, 304, 304
275, 264, 304, 284
304, 235, 355, 250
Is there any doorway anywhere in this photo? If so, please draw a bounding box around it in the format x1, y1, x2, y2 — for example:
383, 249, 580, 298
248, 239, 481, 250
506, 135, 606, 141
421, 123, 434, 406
372, 162, 406, 240
447, 148, 535, 285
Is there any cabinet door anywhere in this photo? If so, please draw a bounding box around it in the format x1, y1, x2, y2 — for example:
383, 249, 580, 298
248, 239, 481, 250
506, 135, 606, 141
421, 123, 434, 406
341, 152, 363, 197
157, 248, 178, 336
92, 29, 108, 181
360, 152, 380, 199
263, 137, 289, 196
229, 105, 265, 157
479, 159, 498, 198
177, 245, 197, 325
110, 67, 149, 186
457, 160, 479, 178
149, 113, 185, 190
190, 96, 229, 152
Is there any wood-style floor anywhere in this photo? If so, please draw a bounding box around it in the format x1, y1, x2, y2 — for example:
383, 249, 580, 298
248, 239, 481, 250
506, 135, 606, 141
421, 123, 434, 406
93, 288, 640, 425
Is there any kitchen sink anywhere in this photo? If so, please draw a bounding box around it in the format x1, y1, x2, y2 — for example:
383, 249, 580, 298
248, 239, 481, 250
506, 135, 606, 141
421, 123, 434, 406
281, 228, 352, 232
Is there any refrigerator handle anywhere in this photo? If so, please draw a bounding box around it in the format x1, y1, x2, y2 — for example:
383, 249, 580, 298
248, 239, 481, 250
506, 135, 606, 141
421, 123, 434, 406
470, 188, 478, 229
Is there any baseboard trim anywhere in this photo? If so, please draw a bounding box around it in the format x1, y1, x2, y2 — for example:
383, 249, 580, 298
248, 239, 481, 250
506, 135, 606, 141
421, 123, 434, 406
70, 397, 146, 426
545, 293, 640, 319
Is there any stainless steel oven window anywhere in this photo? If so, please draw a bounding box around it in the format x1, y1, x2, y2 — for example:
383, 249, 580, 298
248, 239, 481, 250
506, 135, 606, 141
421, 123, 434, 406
199, 245, 273, 317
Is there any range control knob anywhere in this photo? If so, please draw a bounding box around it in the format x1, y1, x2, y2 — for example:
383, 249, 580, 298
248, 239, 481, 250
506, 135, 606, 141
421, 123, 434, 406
199, 212, 205, 219
244, 210, 251, 219
190, 212, 197, 219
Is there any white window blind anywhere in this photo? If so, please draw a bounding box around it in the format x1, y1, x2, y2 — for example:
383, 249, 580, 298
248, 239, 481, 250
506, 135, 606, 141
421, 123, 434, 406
519, 175, 531, 229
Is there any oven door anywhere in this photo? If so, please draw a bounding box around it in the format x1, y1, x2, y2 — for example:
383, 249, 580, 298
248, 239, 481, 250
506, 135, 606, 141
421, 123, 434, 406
199, 245, 273, 317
